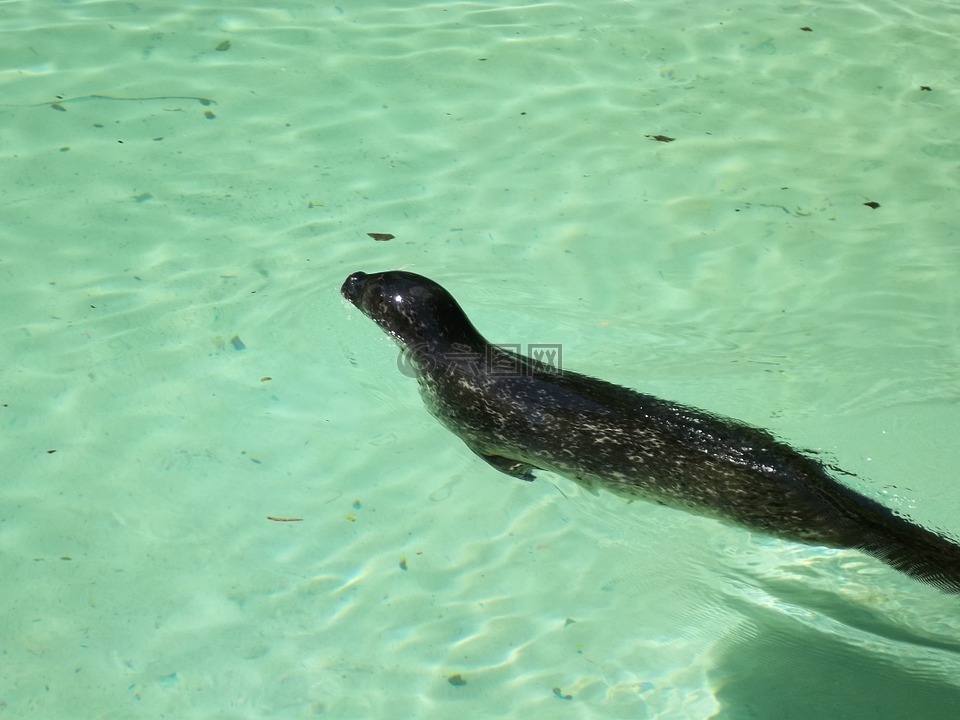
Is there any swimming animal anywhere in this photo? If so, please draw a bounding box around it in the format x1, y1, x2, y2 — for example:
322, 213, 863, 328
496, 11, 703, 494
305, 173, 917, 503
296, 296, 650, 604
341, 269, 960, 592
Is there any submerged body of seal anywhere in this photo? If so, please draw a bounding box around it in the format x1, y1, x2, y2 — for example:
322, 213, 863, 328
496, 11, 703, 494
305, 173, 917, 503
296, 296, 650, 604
341, 269, 960, 592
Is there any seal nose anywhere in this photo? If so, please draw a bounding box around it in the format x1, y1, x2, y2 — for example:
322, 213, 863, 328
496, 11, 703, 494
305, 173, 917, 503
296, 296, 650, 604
341, 271, 368, 306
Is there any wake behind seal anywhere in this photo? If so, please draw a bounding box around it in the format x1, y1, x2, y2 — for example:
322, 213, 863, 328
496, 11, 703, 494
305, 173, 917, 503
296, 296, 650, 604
341, 269, 960, 593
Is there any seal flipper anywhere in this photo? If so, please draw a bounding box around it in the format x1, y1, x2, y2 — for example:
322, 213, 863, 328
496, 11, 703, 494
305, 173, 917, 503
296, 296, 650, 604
467, 447, 537, 482
843, 495, 960, 594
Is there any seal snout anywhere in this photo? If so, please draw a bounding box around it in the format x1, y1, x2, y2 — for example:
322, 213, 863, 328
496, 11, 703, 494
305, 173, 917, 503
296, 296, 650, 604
340, 271, 369, 307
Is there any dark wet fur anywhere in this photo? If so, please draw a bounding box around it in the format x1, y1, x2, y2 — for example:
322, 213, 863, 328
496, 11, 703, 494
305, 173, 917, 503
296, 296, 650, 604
342, 270, 960, 593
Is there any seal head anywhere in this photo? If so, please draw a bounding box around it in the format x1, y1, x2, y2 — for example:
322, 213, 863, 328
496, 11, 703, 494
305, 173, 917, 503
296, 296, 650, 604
341, 271, 484, 354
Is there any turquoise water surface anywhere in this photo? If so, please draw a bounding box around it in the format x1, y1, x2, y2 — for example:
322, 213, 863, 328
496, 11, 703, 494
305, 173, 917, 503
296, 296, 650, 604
2, 1, 960, 718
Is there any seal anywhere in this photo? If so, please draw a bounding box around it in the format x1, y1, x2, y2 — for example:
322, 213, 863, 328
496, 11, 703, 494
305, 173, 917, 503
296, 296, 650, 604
341, 269, 960, 592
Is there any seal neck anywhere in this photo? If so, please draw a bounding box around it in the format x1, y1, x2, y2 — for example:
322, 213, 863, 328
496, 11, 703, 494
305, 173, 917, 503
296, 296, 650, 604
386, 304, 487, 354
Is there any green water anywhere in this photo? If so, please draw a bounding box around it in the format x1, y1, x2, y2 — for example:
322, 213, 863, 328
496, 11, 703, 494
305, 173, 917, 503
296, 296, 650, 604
2, 1, 959, 718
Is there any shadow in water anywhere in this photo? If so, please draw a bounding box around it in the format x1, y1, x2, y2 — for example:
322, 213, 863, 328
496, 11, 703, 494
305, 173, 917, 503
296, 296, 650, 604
711, 601, 960, 720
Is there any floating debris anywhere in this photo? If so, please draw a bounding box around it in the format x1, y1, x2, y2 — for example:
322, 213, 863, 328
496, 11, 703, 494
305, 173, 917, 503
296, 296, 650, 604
553, 687, 573, 700
230, 335, 246, 351
448, 674, 467, 686
864, 201, 880, 209
31, 94, 217, 110
216, 40, 231, 52
367, 232, 395, 241
646, 135, 675, 143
